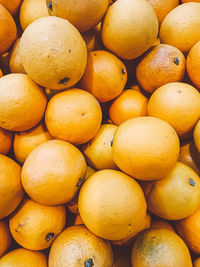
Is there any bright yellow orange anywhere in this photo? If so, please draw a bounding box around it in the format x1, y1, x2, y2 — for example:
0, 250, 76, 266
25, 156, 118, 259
0, 220, 11, 257
0, 128, 12, 155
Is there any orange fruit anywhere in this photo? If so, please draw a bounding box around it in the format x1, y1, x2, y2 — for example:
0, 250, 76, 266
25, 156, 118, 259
194, 258, 200, 267
83, 124, 118, 170
74, 214, 84, 225
81, 27, 103, 52
186, 41, 200, 88
9, 38, 26, 74
49, 225, 113, 267
194, 119, 200, 152
0, 73, 47, 131
0, 248, 47, 267
109, 89, 148, 125
21, 140, 86, 205
182, 0, 200, 3
102, 0, 158, 60
131, 228, 193, 267
148, 82, 200, 138
136, 44, 185, 93
113, 116, 180, 181
20, 0, 49, 31
160, 2, 200, 54
80, 50, 127, 103
45, 89, 102, 145
78, 169, 147, 241
0, 220, 11, 257
146, 0, 179, 25
13, 122, 52, 164
0, 0, 22, 16
20, 16, 87, 89
146, 162, 200, 220
0, 155, 24, 219
112, 246, 132, 267
151, 219, 175, 232
0, 4, 17, 55
9, 198, 66, 251
0, 128, 12, 155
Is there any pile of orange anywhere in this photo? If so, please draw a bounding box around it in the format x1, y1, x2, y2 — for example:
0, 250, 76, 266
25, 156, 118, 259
0, 0, 200, 266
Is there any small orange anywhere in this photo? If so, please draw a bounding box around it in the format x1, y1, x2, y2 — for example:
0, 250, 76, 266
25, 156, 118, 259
0, 220, 11, 257
0, 0, 22, 16
80, 50, 127, 103
0, 128, 12, 155
9, 38, 26, 74
151, 219, 175, 232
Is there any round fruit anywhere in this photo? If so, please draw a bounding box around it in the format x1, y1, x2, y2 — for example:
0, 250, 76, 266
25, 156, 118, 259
0, 155, 24, 219
131, 228, 193, 267
20, 0, 49, 31
0, 128, 12, 155
0, 4, 17, 55
45, 89, 102, 145
109, 89, 148, 125
182, 0, 200, 3
21, 140, 86, 205
20, 16, 87, 89
102, 0, 158, 60
136, 44, 185, 93
0, 220, 11, 257
9, 38, 26, 74
151, 219, 175, 232
74, 214, 84, 225
9, 198, 66, 251
78, 169, 147, 240
82, 28, 103, 52
194, 119, 200, 153
0, 73, 47, 131
46, 0, 108, 32
14, 123, 52, 164
0, 0, 22, 16
146, 162, 200, 220
80, 50, 127, 102
0, 248, 47, 267
113, 116, 180, 180
194, 258, 200, 267
160, 2, 200, 54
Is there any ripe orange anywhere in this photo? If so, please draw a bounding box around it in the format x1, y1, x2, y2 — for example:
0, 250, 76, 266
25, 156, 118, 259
81, 27, 103, 52
74, 214, 84, 225
194, 119, 200, 152
194, 258, 200, 267
0, 220, 11, 257
9, 38, 26, 74
0, 128, 12, 155
151, 219, 175, 232
0, 0, 22, 16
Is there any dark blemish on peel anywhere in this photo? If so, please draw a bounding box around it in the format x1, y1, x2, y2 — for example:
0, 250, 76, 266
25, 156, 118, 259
151, 236, 156, 239
189, 178, 195, 186
178, 90, 181, 93
1, 121, 5, 124
59, 77, 70, 85
81, 113, 86, 117
46, 233, 54, 242
69, 49, 71, 53
94, 53, 96, 56
128, 224, 131, 226
110, 139, 113, 147
122, 69, 126, 74
85, 258, 94, 267
174, 57, 180, 65
15, 229, 19, 233
48, 1, 53, 11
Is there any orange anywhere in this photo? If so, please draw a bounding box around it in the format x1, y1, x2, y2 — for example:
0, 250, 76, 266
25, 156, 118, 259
83, 124, 118, 170
22, 140, 86, 205
78, 169, 147, 241
74, 214, 84, 225
9, 198, 66, 251
151, 219, 175, 232
112, 246, 132, 267
182, 0, 200, 3
148, 82, 200, 138
20, 0, 49, 31
0, 73, 47, 131
20, 16, 87, 89
136, 44, 185, 93
81, 27, 103, 52
131, 228, 193, 267
194, 119, 200, 153
9, 38, 26, 74
45, 89, 102, 145
160, 2, 200, 54
109, 89, 148, 125
0, 155, 24, 219
0, 4, 17, 55
0, 128, 12, 155
102, 0, 158, 60
49, 225, 113, 267
0, 220, 11, 257
80, 50, 127, 103
194, 258, 200, 267
14, 122, 52, 164
0, 248, 47, 267
0, 0, 22, 16
146, 162, 200, 220
146, 0, 179, 25
113, 116, 180, 181
186, 41, 200, 88
176, 206, 200, 254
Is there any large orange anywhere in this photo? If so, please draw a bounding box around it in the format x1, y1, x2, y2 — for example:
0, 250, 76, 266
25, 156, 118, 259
0, 0, 22, 16
9, 38, 26, 74
113, 116, 180, 180
0, 128, 12, 155
0, 220, 11, 257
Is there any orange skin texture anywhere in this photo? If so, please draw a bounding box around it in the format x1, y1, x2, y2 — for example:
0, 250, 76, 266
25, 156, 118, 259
45, 89, 102, 145
136, 44, 186, 93
148, 82, 200, 138
0, 220, 11, 257
83, 124, 118, 170
9, 198, 66, 251
80, 50, 127, 103
46, 0, 108, 32
112, 246, 132, 267
194, 258, 200, 267
0, 4, 17, 55
146, 162, 200, 220
113, 116, 180, 181
0, 248, 47, 267
0, 73, 47, 132
0, 128, 12, 155
21, 140, 87, 206
186, 41, 200, 88
160, 3, 200, 54
14, 123, 52, 164
102, 0, 158, 60
109, 89, 148, 125
0, 0, 22, 16
131, 229, 193, 267
0, 155, 24, 219
9, 38, 26, 74
151, 219, 175, 232
78, 169, 147, 241
146, 0, 179, 25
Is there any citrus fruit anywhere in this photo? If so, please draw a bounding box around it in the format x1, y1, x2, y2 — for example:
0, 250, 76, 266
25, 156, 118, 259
9, 38, 26, 74
0, 220, 11, 257
0, 128, 12, 155
0, 0, 22, 16
151, 219, 175, 232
